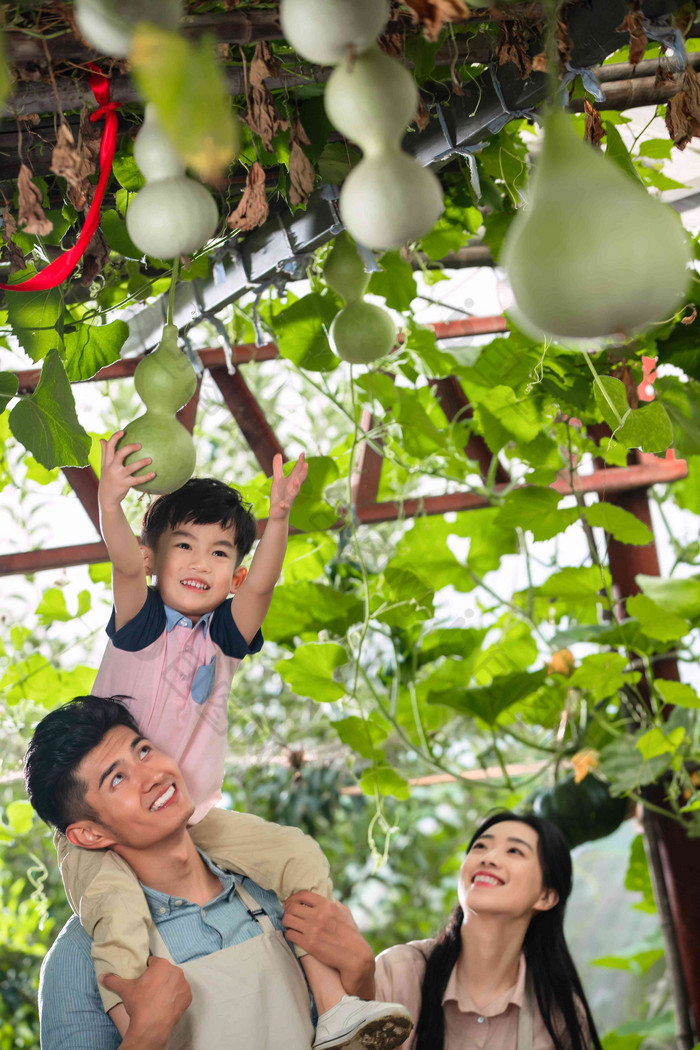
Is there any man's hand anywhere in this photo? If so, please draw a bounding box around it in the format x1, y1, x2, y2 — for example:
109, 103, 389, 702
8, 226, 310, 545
102, 957, 192, 1050
99, 431, 156, 512
282, 891, 376, 999
268, 453, 307, 521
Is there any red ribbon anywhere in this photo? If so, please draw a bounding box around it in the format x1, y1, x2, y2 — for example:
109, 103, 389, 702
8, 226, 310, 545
0, 63, 122, 292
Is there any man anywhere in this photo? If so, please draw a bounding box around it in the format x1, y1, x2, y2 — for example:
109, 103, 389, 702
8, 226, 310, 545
25, 696, 382, 1050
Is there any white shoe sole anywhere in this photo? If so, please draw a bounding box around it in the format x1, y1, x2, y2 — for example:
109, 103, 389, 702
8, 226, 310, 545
314, 1012, 414, 1050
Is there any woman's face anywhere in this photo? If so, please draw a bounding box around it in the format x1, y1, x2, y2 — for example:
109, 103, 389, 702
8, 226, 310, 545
458, 820, 559, 920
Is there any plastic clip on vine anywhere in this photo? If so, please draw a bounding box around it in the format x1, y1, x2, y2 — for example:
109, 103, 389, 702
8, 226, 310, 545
280, 0, 443, 250
502, 108, 692, 343
118, 323, 198, 494
324, 232, 397, 364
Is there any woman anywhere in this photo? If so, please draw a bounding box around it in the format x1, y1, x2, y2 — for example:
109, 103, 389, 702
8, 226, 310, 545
283, 811, 602, 1050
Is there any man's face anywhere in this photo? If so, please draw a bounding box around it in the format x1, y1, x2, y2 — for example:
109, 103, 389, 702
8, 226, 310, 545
66, 726, 195, 851
145, 521, 246, 622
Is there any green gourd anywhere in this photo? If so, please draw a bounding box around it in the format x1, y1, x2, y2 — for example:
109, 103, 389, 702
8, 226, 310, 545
324, 233, 397, 364
324, 47, 443, 249
503, 108, 692, 341
119, 323, 197, 494
126, 105, 219, 260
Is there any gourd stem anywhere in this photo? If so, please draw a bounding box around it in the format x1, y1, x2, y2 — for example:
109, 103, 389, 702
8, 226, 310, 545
167, 257, 180, 326
542, 0, 563, 109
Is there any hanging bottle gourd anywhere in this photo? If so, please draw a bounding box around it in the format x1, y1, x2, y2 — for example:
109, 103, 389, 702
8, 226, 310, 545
74, 0, 182, 58
118, 323, 197, 494
280, 0, 389, 65
503, 109, 692, 341
324, 47, 443, 250
126, 105, 219, 260
324, 232, 397, 364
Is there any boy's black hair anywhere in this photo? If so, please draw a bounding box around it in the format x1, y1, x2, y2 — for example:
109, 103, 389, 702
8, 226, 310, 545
24, 696, 140, 834
140, 478, 257, 565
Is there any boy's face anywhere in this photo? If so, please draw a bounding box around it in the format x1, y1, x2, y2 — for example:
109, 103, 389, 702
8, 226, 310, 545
144, 520, 246, 622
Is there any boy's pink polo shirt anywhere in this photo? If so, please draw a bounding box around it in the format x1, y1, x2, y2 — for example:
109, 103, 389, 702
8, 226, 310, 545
92, 588, 263, 824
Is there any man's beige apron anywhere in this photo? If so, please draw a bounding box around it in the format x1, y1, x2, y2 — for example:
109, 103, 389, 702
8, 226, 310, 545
517, 979, 534, 1050
149, 880, 314, 1050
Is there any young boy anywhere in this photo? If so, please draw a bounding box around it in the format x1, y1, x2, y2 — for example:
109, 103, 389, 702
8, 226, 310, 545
55, 432, 412, 1050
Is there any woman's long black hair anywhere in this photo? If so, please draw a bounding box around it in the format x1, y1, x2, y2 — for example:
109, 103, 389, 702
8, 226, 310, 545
413, 811, 602, 1050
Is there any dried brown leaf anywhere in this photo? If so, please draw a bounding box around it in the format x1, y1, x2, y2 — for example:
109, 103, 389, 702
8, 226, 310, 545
246, 43, 288, 152
556, 11, 572, 65
80, 226, 110, 287
1, 205, 24, 274
496, 20, 532, 78
531, 51, 548, 73
583, 98, 604, 147
402, 0, 471, 42
3, 205, 17, 239
665, 68, 700, 150
227, 162, 269, 232
50, 121, 94, 189
17, 163, 53, 237
412, 96, 430, 131
681, 306, 697, 325
288, 116, 315, 206
616, 12, 647, 66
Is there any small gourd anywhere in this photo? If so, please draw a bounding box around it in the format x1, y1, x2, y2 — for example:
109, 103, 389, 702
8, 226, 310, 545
126, 105, 219, 260
324, 48, 443, 249
74, 0, 182, 58
119, 323, 197, 494
325, 233, 397, 364
279, 0, 388, 65
503, 109, 692, 341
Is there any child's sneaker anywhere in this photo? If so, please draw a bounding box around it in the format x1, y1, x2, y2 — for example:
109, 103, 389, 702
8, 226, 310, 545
313, 995, 413, 1050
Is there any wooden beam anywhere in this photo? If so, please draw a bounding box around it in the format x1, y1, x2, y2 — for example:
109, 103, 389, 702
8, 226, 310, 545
176, 376, 202, 435
0, 457, 686, 577
352, 409, 384, 507
62, 465, 101, 533
430, 375, 510, 485
209, 366, 286, 475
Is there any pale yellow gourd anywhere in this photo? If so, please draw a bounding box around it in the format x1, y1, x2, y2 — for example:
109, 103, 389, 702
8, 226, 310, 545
119, 323, 197, 494
279, 0, 388, 65
126, 105, 218, 260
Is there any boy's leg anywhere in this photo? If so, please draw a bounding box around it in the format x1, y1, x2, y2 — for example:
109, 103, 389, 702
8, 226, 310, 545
55, 831, 152, 1014
190, 807, 334, 912
188, 812, 413, 1049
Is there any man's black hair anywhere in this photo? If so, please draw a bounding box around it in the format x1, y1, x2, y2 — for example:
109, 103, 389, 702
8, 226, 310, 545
140, 478, 257, 564
24, 696, 140, 834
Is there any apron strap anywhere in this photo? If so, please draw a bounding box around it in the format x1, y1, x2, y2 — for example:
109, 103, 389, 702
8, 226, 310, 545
517, 975, 535, 1050
233, 879, 277, 934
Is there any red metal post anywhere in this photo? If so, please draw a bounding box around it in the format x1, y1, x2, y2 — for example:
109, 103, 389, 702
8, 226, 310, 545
209, 366, 286, 475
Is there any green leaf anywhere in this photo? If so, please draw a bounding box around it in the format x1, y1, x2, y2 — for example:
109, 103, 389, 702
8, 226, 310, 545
5, 800, 33, 836
655, 679, 700, 709
569, 652, 640, 701
604, 122, 644, 184
593, 375, 672, 452
625, 594, 690, 642
89, 562, 112, 585
625, 833, 656, 913
636, 725, 685, 760
495, 487, 578, 542
0, 371, 18, 412
427, 668, 548, 725
333, 713, 391, 760
5, 274, 63, 362
359, 765, 410, 800
8, 349, 91, 468
317, 141, 360, 183
637, 573, 700, 621
395, 388, 445, 457
654, 375, 700, 457
419, 219, 466, 262
417, 628, 487, 668
64, 319, 129, 382
591, 934, 664, 975
275, 642, 348, 703
111, 148, 146, 191
372, 566, 434, 627
638, 137, 674, 160
539, 565, 607, 602
583, 502, 653, 546
130, 25, 239, 182
599, 733, 673, 795
25, 456, 59, 485
288, 456, 339, 531
274, 293, 339, 372
367, 251, 417, 312
264, 582, 364, 644
101, 209, 142, 259
35, 588, 71, 623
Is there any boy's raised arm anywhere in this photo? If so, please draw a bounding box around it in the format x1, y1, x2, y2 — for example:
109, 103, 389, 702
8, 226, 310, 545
98, 432, 156, 630
232, 453, 307, 645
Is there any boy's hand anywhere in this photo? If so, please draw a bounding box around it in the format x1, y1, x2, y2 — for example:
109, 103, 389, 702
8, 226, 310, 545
99, 431, 156, 511
268, 453, 307, 521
